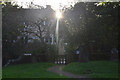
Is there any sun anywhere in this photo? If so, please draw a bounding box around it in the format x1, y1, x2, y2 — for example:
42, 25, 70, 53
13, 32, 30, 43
56, 11, 62, 19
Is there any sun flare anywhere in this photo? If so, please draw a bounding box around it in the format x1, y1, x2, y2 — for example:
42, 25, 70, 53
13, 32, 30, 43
56, 11, 62, 19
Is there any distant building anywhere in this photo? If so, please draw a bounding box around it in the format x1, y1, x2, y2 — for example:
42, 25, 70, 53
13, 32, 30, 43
13, 6, 56, 45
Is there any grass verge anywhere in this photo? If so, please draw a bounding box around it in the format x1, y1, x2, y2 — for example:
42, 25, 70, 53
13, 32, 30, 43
62, 61, 119, 78
2, 62, 66, 78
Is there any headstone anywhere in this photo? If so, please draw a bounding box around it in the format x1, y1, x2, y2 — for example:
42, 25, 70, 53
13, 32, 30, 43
79, 46, 89, 62
110, 48, 118, 61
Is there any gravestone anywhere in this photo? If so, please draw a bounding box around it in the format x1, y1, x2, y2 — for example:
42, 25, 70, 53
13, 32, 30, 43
110, 48, 118, 61
79, 45, 89, 62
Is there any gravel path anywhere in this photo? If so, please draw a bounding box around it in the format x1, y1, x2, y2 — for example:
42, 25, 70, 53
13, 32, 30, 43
48, 65, 90, 79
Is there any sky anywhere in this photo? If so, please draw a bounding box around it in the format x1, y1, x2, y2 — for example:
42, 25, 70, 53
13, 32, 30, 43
1, 0, 119, 11
11, 0, 79, 11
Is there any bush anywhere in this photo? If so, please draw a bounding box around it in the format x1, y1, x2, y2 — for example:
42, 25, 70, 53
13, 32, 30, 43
89, 52, 111, 61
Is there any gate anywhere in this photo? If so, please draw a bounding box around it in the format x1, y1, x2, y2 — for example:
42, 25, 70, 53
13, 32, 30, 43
54, 55, 67, 64
53, 54, 74, 64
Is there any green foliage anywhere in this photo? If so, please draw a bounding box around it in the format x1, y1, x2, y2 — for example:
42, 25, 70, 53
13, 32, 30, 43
32, 45, 47, 55
95, 1, 120, 6
2, 2, 26, 66
2, 2, 56, 64
63, 61, 118, 78
23, 41, 46, 55
63, 2, 119, 54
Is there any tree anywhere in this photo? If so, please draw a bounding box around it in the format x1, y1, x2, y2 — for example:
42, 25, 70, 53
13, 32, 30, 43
2, 2, 58, 64
24, 18, 52, 43
2, 2, 26, 65
63, 2, 119, 61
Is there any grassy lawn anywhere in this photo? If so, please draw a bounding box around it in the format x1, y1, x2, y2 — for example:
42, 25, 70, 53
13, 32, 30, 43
62, 61, 119, 78
2, 62, 66, 78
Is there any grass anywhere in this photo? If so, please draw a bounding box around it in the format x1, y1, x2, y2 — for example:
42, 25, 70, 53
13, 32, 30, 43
2, 62, 66, 78
62, 61, 119, 78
